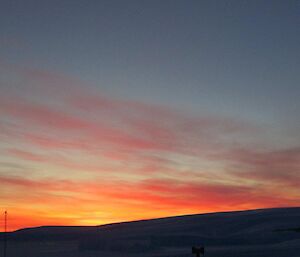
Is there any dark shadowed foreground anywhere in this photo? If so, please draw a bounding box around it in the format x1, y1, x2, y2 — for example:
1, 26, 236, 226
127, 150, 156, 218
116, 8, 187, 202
1, 208, 300, 257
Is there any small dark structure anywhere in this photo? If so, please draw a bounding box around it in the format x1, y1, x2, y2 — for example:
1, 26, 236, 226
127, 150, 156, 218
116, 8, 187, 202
192, 246, 204, 257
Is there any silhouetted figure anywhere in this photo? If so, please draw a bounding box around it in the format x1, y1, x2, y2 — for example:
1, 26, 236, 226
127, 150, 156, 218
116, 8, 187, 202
192, 246, 204, 257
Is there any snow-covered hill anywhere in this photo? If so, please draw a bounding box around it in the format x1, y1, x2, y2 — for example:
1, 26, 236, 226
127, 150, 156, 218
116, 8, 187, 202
1, 207, 300, 257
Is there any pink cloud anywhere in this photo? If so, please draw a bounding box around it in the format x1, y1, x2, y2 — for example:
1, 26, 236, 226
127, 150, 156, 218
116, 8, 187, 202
5, 148, 121, 174
0, 97, 89, 130
1, 175, 297, 215
217, 147, 300, 188
1, 72, 298, 185
0, 63, 258, 160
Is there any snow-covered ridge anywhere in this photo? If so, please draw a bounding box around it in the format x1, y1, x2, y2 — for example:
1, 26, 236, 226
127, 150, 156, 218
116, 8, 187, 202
1, 207, 300, 257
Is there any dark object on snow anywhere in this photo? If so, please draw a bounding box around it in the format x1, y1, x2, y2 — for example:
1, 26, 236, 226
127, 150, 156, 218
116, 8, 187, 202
192, 246, 204, 256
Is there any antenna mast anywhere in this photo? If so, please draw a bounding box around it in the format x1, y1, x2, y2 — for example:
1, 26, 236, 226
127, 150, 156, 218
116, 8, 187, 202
4, 211, 7, 257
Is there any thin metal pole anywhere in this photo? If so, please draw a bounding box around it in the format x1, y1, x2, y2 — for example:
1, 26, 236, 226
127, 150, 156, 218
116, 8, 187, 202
4, 211, 7, 257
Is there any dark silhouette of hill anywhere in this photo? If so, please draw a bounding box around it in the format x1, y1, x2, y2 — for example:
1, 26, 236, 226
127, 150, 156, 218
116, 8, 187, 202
1, 207, 300, 257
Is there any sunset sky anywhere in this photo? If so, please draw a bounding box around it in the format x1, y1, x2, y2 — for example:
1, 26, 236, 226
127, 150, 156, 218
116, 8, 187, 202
0, 0, 299, 231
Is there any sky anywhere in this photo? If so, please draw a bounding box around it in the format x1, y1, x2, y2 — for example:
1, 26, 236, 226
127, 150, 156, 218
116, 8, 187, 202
0, 0, 299, 231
